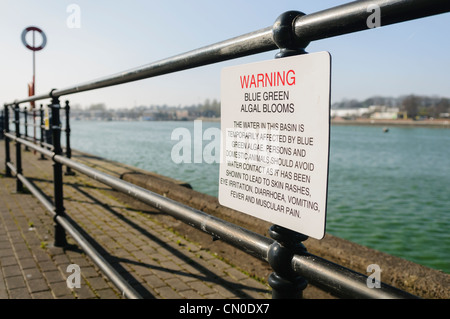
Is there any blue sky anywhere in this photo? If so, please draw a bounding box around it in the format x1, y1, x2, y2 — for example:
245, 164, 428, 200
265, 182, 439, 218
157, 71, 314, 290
1, 1, 449, 109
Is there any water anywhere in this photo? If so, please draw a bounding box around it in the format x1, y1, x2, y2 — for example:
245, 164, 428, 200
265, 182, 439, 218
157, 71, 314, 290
68, 120, 449, 273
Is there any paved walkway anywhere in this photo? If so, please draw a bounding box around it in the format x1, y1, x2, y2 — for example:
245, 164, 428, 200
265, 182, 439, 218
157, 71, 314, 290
0, 140, 271, 299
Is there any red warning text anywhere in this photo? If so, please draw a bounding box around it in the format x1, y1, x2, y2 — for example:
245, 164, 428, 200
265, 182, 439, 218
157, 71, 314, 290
240, 70, 296, 89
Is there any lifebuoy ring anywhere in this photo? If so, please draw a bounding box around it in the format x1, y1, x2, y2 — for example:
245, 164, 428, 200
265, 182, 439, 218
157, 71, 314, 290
21, 26, 47, 51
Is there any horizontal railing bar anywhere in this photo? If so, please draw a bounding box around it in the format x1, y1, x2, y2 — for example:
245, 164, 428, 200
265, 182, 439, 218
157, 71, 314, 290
4, 155, 143, 299
8, 132, 53, 149
4, 104, 68, 110
55, 215, 143, 299
6, 162, 16, 175
16, 173, 56, 217
54, 154, 273, 261
6, 0, 449, 106
9, 121, 40, 126
7, 27, 274, 105
23, 123, 35, 127
292, 254, 419, 299
293, 0, 450, 42
5, 132, 54, 157
52, 28, 275, 99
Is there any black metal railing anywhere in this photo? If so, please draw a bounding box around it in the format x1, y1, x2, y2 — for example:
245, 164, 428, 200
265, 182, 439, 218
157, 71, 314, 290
4, 102, 74, 166
3, 0, 449, 299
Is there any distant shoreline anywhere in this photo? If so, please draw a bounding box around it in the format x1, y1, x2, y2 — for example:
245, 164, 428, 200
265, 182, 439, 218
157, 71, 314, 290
198, 117, 450, 127
331, 118, 450, 128
74, 117, 450, 128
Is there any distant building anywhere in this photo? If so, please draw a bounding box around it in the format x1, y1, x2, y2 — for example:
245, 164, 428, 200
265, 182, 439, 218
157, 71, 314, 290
369, 106, 399, 120
175, 110, 189, 120
142, 111, 155, 121
330, 108, 369, 118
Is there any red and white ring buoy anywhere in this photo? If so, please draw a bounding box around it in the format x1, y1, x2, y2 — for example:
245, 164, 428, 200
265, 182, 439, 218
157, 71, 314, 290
21, 26, 47, 51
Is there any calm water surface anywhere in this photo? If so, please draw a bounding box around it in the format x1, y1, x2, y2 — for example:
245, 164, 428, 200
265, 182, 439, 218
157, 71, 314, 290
68, 120, 449, 273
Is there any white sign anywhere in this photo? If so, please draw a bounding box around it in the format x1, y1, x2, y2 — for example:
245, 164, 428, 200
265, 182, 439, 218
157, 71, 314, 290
44, 106, 50, 130
218, 52, 331, 239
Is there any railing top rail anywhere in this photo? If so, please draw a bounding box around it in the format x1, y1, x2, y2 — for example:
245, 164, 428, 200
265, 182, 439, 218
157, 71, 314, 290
5, 0, 449, 106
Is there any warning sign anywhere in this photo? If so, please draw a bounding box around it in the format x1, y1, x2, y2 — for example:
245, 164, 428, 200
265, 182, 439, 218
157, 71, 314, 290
218, 52, 331, 239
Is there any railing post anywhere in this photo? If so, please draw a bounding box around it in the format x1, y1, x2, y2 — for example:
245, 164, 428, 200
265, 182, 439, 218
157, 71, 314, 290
267, 11, 311, 299
64, 100, 74, 175
14, 104, 23, 192
33, 107, 37, 145
24, 107, 30, 151
0, 110, 3, 140
50, 95, 68, 247
4, 104, 11, 177
268, 226, 308, 298
38, 104, 46, 160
